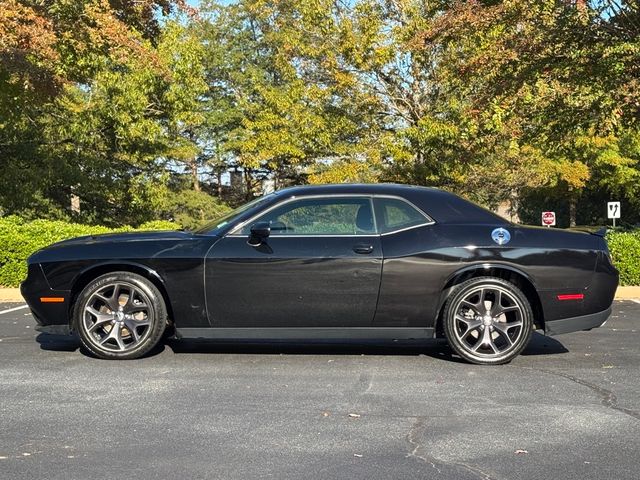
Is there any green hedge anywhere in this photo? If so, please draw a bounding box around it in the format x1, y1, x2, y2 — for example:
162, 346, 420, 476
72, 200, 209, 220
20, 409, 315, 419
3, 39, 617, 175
0, 216, 179, 287
607, 230, 640, 286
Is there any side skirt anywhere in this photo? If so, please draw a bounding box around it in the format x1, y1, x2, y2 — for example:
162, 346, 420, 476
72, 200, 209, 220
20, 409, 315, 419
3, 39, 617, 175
175, 327, 435, 341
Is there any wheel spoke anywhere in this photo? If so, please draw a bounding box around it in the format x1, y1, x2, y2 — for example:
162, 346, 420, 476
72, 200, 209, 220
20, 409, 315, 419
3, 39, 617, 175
95, 293, 114, 310
113, 325, 125, 350
494, 319, 523, 334
123, 320, 140, 342
111, 284, 123, 307
456, 315, 482, 336
493, 325, 514, 347
88, 320, 114, 334
125, 303, 148, 314
86, 306, 112, 322
472, 327, 493, 352
123, 319, 149, 342
99, 327, 116, 346
99, 324, 125, 351
85, 307, 114, 334
487, 333, 499, 353
122, 289, 137, 309
460, 299, 479, 311
491, 290, 502, 314
494, 305, 520, 317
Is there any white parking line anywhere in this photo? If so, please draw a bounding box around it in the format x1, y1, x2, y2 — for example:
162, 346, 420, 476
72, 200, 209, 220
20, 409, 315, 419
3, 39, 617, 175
0, 305, 29, 315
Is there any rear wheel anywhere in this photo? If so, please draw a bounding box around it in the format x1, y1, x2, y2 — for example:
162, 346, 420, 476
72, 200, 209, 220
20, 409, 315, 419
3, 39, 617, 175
74, 272, 167, 360
443, 277, 533, 365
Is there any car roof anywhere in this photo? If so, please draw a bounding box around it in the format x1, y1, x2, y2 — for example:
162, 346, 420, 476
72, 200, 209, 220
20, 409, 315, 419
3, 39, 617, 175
273, 183, 507, 225
275, 183, 436, 196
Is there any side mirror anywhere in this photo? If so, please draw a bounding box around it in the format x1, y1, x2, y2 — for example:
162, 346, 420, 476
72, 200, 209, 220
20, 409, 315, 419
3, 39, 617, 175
248, 221, 271, 246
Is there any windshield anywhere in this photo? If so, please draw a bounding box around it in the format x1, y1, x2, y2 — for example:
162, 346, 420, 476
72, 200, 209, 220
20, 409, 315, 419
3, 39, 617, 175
194, 193, 276, 234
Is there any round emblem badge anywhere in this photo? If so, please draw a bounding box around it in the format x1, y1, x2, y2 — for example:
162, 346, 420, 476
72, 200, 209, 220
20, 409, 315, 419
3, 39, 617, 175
491, 228, 511, 246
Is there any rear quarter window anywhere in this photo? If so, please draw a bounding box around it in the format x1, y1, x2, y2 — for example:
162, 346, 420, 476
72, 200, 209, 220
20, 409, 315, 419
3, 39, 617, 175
374, 198, 429, 234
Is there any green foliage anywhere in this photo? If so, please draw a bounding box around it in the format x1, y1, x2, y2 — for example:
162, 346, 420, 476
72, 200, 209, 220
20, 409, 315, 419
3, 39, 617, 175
138, 220, 181, 231
2, 0, 640, 235
160, 190, 231, 231
0, 2, 229, 225
607, 230, 640, 286
0, 216, 178, 287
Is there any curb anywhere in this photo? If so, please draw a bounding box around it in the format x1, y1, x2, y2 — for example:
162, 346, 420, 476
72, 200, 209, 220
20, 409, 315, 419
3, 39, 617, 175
1, 286, 640, 303
0, 288, 23, 303
615, 286, 640, 300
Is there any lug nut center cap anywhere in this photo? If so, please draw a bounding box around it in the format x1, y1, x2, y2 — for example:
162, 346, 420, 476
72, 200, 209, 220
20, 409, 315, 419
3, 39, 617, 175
116, 311, 125, 321
483, 315, 493, 326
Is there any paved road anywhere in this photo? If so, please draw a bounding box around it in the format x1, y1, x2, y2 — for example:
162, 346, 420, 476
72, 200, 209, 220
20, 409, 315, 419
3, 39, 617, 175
1, 302, 639, 480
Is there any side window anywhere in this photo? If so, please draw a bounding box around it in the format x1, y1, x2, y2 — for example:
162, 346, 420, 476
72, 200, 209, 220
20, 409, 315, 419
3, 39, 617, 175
373, 197, 428, 234
241, 197, 376, 235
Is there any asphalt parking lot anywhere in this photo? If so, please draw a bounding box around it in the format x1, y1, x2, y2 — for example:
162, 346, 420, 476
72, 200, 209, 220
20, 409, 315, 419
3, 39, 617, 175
1, 301, 639, 480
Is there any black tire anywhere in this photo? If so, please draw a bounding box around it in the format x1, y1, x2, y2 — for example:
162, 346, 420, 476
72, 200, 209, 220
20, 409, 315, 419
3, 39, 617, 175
74, 272, 167, 360
443, 277, 533, 365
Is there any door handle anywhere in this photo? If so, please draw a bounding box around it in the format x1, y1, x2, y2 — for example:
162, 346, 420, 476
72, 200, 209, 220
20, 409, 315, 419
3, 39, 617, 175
353, 244, 374, 254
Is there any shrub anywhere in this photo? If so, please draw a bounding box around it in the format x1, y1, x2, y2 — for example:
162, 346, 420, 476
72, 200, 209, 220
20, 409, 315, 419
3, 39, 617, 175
0, 216, 178, 287
607, 230, 640, 286
138, 220, 181, 231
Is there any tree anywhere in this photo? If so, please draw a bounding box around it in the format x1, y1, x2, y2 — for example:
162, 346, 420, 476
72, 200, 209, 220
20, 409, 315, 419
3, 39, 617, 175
417, 0, 640, 224
0, 1, 228, 227
197, 0, 387, 199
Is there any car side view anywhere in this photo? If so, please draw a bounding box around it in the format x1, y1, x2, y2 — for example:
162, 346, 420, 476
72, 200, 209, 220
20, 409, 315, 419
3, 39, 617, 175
21, 184, 619, 364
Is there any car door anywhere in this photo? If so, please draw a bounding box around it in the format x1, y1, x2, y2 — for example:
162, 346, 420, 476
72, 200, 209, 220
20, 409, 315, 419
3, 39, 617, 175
204, 195, 382, 328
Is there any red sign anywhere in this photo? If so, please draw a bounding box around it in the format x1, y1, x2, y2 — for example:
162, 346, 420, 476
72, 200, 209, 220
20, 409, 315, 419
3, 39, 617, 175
541, 211, 556, 226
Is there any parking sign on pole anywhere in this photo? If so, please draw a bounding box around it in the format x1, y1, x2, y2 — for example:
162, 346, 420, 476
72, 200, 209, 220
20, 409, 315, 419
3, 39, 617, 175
541, 211, 556, 227
608, 202, 620, 228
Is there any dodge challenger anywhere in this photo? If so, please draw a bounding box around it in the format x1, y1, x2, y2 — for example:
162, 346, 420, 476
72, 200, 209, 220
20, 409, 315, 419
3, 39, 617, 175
21, 184, 619, 364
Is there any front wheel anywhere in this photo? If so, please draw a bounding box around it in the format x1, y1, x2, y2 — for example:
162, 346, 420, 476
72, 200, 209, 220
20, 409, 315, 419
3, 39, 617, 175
74, 272, 167, 360
443, 277, 533, 365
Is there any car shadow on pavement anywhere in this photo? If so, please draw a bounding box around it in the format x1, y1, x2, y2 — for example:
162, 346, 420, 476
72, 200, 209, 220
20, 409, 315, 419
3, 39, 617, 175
35, 333, 166, 359
35, 331, 567, 362
36, 333, 81, 352
165, 331, 568, 362
521, 332, 569, 356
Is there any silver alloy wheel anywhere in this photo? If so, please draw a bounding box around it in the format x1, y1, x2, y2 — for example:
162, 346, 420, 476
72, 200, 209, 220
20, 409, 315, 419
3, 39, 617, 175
451, 285, 525, 358
82, 282, 154, 353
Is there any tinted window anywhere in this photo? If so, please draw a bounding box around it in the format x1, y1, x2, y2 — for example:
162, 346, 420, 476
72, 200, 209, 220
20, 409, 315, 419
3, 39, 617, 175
242, 197, 376, 235
374, 197, 428, 233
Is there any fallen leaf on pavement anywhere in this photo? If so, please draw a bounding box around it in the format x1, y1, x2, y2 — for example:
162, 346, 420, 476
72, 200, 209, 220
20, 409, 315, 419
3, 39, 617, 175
514, 449, 528, 455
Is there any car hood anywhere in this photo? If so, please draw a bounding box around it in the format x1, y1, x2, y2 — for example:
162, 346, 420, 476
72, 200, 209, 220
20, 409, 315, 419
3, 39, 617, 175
48, 230, 194, 248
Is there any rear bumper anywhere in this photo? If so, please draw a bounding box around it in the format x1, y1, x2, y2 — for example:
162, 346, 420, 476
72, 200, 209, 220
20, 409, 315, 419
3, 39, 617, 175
544, 307, 611, 336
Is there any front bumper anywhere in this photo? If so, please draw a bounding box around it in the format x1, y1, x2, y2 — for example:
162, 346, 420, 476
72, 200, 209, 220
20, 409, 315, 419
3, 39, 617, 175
21, 263, 71, 331
544, 307, 611, 336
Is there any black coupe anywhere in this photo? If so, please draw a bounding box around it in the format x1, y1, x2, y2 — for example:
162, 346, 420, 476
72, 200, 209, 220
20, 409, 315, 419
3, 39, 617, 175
21, 184, 618, 364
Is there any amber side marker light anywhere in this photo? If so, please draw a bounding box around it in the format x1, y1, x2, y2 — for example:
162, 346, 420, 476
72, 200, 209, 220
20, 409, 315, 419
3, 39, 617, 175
40, 297, 65, 303
557, 294, 584, 301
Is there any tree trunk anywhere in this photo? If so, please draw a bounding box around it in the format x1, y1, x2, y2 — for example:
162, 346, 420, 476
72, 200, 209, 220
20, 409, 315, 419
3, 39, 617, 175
569, 192, 577, 228
190, 158, 200, 192
244, 169, 253, 201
